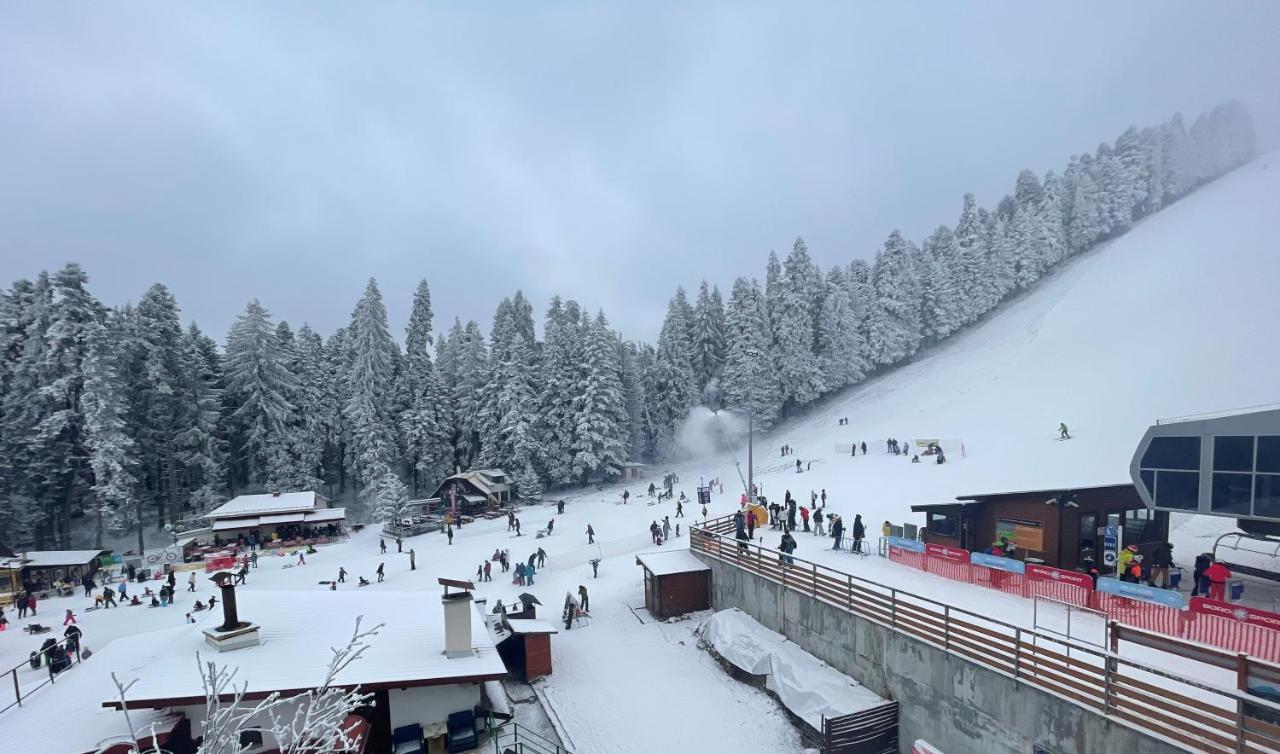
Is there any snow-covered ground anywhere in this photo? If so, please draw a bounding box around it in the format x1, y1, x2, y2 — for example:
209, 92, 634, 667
2, 155, 1277, 753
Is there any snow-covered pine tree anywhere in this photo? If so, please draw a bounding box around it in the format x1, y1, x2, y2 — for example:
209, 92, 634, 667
691, 280, 726, 398
984, 209, 1018, 304
497, 328, 544, 499
343, 279, 404, 511
916, 226, 962, 343
82, 319, 140, 548
1066, 154, 1104, 253
224, 300, 298, 491
772, 240, 825, 410
534, 299, 574, 485
1091, 142, 1123, 238
1113, 125, 1147, 230
476, 298, 516, 470
815, 266, 867, 390
174, 323, 226, 516
1139, 126, 1166, 217
953, 194, 990, 322
648, 289, 698, 457
720, 277, 782, 429
865, 231, 922, 367
1038, 170, 1069, 268
628, 342, 659, 461
282, 324, 329, 493
0, 279, 45, 544
452, 320, 489, 470
400, 280, 452, 495
569, 312, 629, 484
1161, 113, 1191, 202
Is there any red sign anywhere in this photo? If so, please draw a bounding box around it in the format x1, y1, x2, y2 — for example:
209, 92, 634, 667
925, 543, 969, 562
1192, 597, 1280, 632
1026, 563, 1094, 591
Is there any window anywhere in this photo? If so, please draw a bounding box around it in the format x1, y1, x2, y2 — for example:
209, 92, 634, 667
1139, 469, 1155, 500
1258, 437, 1280, 474
1141, 436, 1201, 470
1155, 470, 1199, 509
928, 511, 959, 538
1255, 475, 1280, 518
1212, 472, 1253, 514
1214, 436, 1255, 472
1123, 508, 1162, 545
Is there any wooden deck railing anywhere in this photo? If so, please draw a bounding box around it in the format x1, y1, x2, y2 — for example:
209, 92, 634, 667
691, 515, 1280, 754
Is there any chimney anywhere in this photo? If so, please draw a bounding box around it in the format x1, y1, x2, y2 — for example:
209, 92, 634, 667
202, 572, 260, 652
438, 578, 475, 659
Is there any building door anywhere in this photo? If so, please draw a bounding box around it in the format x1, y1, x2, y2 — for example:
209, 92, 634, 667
960, 512, 977, 551
1078, 513, 1098, 567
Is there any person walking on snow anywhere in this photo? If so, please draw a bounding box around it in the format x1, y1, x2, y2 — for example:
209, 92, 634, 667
338, 567, 346, 584
447, 525, 454, 545
1059, 423, 1070, 440
578, 585, 590, 613
662, 517, 672, 542
587, 524, 595, 544
515, 518, 522, 536
814, 508, 825, 536
380, 538, 387, 554
800, 506, 810, 532
831, 515, 844, 550
525, 563, 536, 585
376, 563, 385, 583
188, 572, 197, 592
537, 548, 547, 568
483, 561, 492, 582
675, 499, 684, 517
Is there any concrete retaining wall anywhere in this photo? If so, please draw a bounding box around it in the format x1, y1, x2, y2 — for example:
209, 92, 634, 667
698, 555, 1184, 754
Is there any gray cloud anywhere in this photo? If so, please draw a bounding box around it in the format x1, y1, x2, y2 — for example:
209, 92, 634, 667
2, 1, 1277, 342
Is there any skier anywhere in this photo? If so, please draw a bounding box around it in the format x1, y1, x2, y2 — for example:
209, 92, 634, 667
376, 563, 385, 583
860, 441, 867, 455
586, 524, 595, 544
831, 515, 844, 550
508, 511, 516, 531
852, 514, 866, 554
1149, 542, 1174, 588
1059, 423, 1070, 440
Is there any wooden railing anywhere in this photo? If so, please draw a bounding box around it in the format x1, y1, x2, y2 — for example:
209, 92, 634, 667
691, 515, 1280, 754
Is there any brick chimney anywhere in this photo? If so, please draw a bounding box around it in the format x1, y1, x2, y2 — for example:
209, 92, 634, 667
438, 578, 475, 659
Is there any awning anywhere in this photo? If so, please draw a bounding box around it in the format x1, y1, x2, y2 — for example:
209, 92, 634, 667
462, 494, 488, 504
258, 513, 307, 525
212, 518, 259, 532
304, 508, 346, 523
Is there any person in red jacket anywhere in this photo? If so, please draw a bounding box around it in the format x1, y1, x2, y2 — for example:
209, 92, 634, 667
1205, 560, 1232, 601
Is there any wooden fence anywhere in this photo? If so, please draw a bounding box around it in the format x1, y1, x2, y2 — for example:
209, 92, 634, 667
691, 515, 1280, 754
822, 701, 898, 754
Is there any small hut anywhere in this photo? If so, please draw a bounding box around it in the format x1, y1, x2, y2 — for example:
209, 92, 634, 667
498, 618, 558, 681
636, 550, 711, 620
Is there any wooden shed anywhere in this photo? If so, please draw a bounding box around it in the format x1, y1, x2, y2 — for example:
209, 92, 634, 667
636, 550, 711, 620
498, 618, 558, 681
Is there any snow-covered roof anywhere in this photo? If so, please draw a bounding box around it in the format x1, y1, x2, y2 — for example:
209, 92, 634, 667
208, 507, 346, 532
16, 550, 108, 568
111, 589, 506, 708
258, 512, 307, 525
205, 491, 322, 519
506, 619, 559, 635
0, 625, 183, 754
636, 549, 711, 576
306, 508, 347, 523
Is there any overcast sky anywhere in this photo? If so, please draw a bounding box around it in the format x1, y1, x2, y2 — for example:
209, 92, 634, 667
2, 2, 1277, 344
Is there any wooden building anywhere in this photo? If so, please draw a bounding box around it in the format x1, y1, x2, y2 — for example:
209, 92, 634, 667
426, 469, 514, 513
636, 550, 711, 619
912, 482, 1169, 571
497, 618, 558, 681
1, 550, 109, 591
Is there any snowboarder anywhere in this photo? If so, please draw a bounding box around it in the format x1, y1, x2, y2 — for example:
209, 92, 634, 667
380, 538, 387, 554
1059, 423, 1070, 440
578, 585, 590, 613
376, 563, 385, 583
338, 567, 347, 584
447, 525, 454, 545
587, 524, 595, 544
852, 514, 865, 554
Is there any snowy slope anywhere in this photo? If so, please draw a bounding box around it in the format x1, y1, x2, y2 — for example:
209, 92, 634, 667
626, 155, 1280, 536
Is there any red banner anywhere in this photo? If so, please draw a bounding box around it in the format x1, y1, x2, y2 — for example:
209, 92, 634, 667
1027, 563, 1094, 591
1191, 597, 1280, 631
888, 546, 926, 571
925, 543, 969, 562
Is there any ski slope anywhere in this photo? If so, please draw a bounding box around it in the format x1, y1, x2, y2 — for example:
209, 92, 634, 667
624, 154, 1280, 543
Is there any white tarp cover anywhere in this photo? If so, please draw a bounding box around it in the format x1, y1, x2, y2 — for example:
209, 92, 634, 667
697, 608, 884, 731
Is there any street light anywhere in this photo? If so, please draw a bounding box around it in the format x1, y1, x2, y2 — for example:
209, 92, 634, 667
742, 348, 761, 507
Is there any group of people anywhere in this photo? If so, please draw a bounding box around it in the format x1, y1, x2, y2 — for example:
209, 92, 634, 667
649, 517, 679, 545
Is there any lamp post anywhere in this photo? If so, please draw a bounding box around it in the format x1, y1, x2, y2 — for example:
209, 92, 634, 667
743, 347, 761, 506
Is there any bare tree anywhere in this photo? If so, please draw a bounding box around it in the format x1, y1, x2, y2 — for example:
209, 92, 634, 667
111, 617, 382, 754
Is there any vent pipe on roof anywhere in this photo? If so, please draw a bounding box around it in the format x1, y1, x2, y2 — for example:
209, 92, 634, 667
440, 579, 475, 659
203, 572, 260, 652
